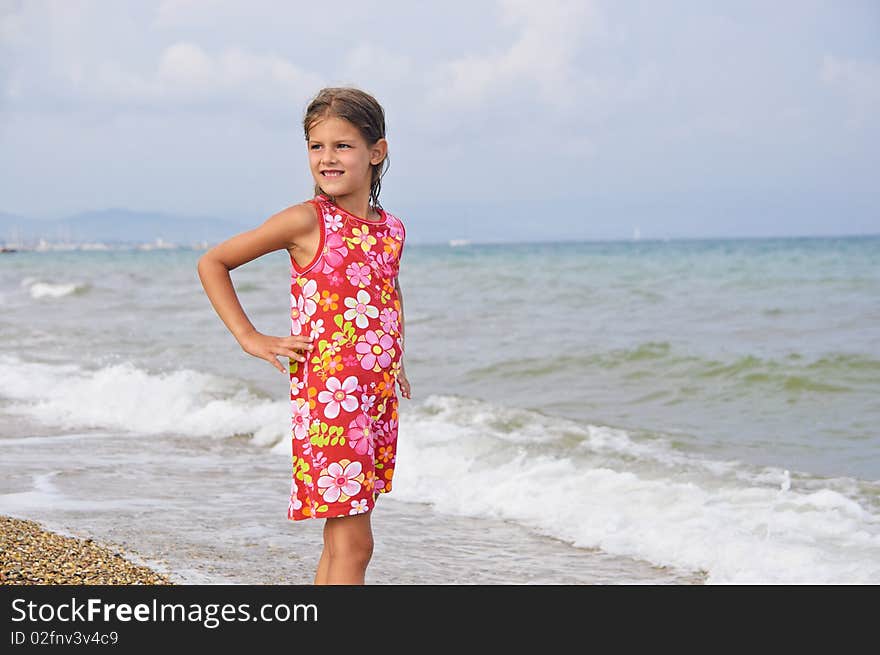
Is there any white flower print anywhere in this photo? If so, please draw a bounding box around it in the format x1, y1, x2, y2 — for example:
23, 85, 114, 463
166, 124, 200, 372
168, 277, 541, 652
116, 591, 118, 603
291, 278, 318, 334
343, 289, 379, 329
290, 293, 307, 335
349, 499, 369, 514
310, 318, 325, 340
289, 479, 302, 513
301, 278, 318, 309
317, 460, 363, 503
360, 391, 376, 414
326, 212, 344, 232
317, 375, 359, 419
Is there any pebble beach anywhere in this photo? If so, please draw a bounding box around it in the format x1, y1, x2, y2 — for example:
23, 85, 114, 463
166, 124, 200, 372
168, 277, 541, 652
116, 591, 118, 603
1, 515, 173, 586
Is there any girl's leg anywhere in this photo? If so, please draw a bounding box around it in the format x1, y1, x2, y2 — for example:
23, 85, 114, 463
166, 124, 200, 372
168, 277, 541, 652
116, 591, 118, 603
324, 511, 374, 585
314, 520, 332, 585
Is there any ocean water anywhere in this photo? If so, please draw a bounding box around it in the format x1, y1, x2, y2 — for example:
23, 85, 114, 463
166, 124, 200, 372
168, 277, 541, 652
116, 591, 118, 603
0, 234, 878, 584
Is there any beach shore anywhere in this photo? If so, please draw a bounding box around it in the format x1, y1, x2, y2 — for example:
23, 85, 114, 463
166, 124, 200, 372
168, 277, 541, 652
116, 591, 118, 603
0, 425, 708, 585
0, 514, 173, 585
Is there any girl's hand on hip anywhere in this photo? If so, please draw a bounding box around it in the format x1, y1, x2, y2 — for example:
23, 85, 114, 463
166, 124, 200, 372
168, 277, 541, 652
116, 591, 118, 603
238, 331, 314, 374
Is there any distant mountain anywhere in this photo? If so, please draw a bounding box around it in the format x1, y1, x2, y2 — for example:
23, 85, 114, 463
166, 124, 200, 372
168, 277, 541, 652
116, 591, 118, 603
0, 208, 253, 246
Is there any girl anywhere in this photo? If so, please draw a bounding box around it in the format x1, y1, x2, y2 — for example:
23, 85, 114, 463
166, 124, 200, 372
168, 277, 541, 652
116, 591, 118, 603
197, 86, 411, 585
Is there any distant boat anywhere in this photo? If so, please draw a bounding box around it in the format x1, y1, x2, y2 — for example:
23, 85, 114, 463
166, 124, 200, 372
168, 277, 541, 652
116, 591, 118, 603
448, 239, 471, 247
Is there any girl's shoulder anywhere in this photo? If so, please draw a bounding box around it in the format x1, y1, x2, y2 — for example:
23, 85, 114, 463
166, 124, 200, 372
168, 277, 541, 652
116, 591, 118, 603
279, 199, 321, 230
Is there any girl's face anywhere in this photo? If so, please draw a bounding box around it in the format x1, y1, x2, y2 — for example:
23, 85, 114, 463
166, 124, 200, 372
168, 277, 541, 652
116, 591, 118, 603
307, 116, 385, 199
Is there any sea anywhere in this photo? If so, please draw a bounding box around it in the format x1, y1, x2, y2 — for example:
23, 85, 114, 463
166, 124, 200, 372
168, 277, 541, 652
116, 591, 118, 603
1, 234, 878, 584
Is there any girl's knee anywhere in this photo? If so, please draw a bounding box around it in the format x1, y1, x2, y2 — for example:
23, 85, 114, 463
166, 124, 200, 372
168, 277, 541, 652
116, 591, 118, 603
327, 535, 373, 571
326, 514, 374, 561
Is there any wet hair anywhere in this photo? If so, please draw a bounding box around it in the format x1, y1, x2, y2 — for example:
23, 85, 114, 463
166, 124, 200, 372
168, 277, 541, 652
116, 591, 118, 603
303, 86, 389, 210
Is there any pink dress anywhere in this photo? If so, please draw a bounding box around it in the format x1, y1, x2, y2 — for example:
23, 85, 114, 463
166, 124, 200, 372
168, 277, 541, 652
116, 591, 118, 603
287, 193, 407, 521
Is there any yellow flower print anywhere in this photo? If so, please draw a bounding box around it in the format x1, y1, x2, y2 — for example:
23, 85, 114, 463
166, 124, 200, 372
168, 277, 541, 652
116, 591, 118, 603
350, 225, 377, 254
390, 360, 402, 378
379, 283, 393, 306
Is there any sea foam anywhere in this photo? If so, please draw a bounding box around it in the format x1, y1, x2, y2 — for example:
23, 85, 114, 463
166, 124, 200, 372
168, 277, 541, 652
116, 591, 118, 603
21, 277, 89, 298
0, 356, 286, 444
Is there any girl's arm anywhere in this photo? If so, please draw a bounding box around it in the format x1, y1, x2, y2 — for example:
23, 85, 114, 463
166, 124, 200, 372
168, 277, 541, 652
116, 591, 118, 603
197, 203, 316, 374
395, 276, 404, 353
394, 275, 411, 399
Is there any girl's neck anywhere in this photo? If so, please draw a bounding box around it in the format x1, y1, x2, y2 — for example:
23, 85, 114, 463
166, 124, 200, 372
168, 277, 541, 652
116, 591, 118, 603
323, 192, 377, 221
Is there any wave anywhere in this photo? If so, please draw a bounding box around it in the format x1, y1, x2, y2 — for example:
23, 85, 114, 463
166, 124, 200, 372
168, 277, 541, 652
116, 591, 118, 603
1, 355, 877, 583
0, 356, 287, 445
391, 394, 880, 584
20, 277, 90, 299
464, 342, 879, 395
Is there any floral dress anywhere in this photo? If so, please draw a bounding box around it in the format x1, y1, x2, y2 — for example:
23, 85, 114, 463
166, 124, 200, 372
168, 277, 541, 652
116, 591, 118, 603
287, 193, 406, 521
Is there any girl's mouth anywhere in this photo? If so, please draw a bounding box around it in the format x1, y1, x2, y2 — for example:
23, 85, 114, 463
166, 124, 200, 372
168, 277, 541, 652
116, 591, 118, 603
321, 171, 344, 177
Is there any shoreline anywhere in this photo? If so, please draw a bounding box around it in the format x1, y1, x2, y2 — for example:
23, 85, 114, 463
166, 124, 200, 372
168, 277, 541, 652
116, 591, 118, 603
0, 514, 174, 585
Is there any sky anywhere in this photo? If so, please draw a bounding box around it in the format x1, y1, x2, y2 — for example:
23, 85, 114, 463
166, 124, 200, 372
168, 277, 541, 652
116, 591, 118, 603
1, 0, 878, 244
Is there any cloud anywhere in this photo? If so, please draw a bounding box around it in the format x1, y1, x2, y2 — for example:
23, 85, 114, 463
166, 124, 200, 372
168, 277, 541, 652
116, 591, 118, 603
819, 54, 880, 129
424, 0, 606, 115
153, 43, 321, 104
9, 37, 324, 120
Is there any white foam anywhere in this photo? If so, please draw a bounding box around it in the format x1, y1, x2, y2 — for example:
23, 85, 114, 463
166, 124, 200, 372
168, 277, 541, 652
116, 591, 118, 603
392, 394, 880, 584
21, 277, 88, 298
0, 355, 288, 443
0, 431, 123, 447
0, 471, 153, 512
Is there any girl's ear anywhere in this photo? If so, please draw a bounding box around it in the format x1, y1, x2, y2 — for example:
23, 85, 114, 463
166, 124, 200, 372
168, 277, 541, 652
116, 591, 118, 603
371, 138, 388, 165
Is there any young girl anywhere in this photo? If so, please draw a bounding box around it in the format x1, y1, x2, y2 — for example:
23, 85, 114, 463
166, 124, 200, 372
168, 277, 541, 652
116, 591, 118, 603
197, 87, 411, 585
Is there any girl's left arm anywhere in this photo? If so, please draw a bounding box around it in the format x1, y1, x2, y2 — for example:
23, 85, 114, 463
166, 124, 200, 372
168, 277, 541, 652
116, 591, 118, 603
394, 276, 411, 399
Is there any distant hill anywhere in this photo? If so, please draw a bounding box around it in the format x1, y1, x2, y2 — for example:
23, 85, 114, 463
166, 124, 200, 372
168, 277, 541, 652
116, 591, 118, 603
0, 208, 253, 246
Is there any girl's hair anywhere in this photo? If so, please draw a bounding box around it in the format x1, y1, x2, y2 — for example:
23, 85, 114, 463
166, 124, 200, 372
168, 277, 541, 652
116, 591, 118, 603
303, 87, 389, 209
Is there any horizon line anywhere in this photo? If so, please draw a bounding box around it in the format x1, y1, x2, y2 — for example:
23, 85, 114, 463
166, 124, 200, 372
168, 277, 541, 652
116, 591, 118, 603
2, 231, 879, 252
